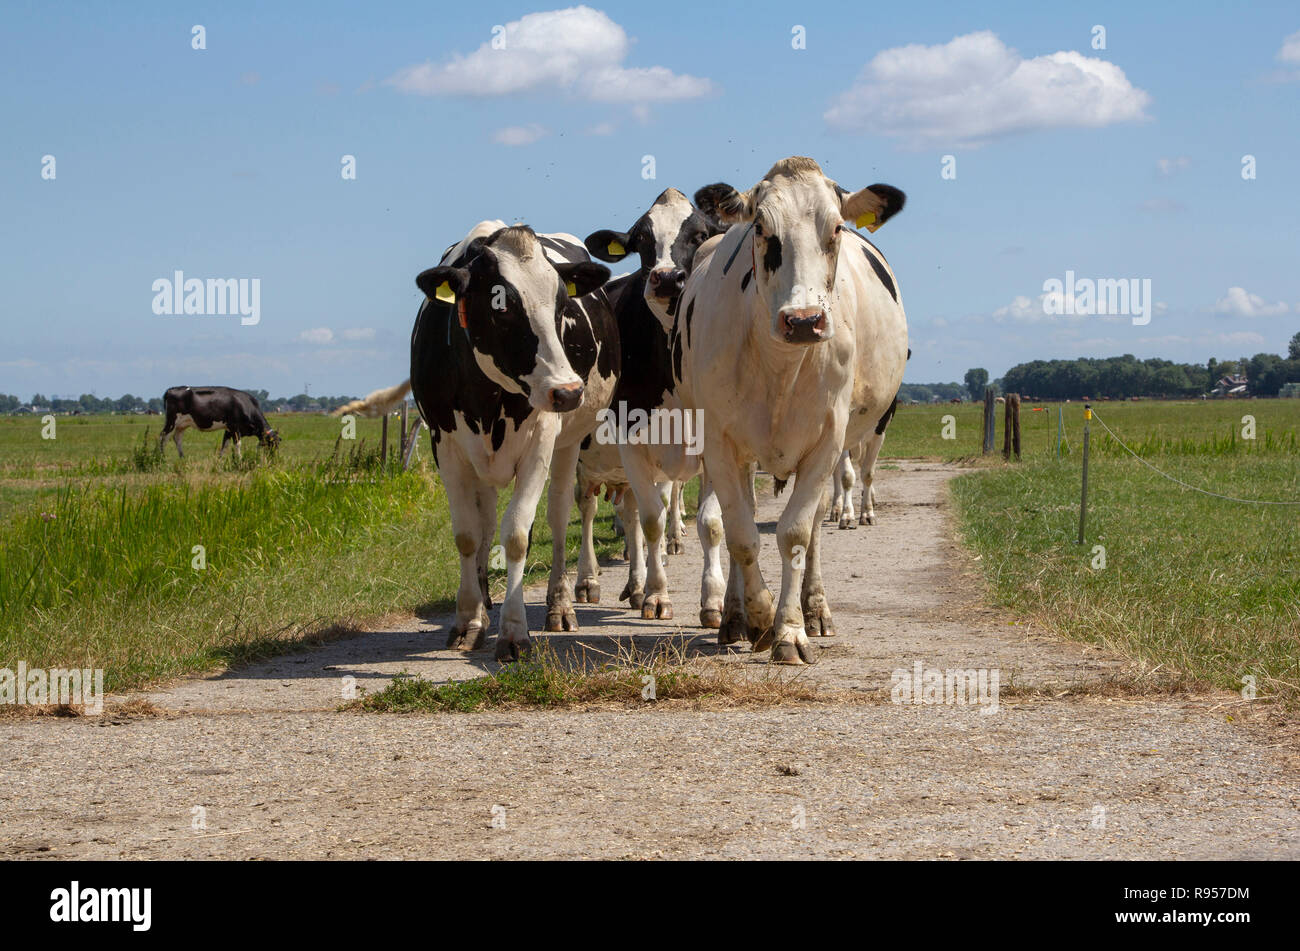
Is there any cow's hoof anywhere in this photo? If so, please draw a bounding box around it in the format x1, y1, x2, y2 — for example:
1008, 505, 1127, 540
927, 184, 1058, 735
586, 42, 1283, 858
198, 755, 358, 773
446, 625, 486, 652
620, 582, 644, 609
700, 608, 723, 630
749, 626, 776, 652
718, 613, 748, 645
545, 607, 577, 632
861, 514, 876, 526
494, 637, 530, 663
839, 516, 856, 530
574, 580, 600, 604
641, 594, 673, 620
828, 507, 841, 523
804, 611, 836, 637
666, 539, 683, 555
770, 640, 815, 665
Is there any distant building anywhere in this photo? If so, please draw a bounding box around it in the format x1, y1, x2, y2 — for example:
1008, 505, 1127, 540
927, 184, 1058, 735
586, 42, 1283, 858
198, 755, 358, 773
1211, 374, 1248, 397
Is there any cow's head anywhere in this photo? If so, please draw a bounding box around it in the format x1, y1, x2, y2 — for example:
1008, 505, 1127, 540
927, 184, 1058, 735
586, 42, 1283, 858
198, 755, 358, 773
416, 226, 609, 413
584, 188, 723, 327
694, 157, 904, 346
260, 428, 281, 452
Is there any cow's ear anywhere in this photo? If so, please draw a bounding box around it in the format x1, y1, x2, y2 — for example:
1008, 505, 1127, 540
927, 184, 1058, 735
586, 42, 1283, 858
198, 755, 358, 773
694, 183, 753, 225
415, 266, 471, 304
584, 230, 632, 263
556, 261, 611, 299
841, 184, 905, 233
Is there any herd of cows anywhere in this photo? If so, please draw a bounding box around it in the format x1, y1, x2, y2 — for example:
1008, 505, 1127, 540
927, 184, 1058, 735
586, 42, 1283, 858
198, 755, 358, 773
165, 157, 910, 665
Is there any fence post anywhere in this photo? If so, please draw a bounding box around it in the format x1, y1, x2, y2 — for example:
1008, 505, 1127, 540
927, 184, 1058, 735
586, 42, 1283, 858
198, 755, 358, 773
1002, 397, 1011, 460
1011, 394, 1021, 459
1077, 403, 1091, 544
400, 402, 408, 458
1057, 405, 1063, 459
381, 413, 389, 468
982, 387, 995, 454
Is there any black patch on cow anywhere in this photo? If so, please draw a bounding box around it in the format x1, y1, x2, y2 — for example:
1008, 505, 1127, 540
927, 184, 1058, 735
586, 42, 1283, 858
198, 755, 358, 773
762, 234, 783, 273
860, 247, 897, 303
740, 270, 752, 291
907, 348, 911, 360
671, 322, 683, 383
684, 298, 694, 348
605, 271, 677, 413
581, 433, 593, 450
490, 417, 506, 452
875, 397, 899, 436
866, 184, 905, 226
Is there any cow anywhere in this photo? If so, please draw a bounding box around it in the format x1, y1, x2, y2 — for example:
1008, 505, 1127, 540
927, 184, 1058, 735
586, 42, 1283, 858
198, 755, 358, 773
158, 386, 280, 458
829, 397, 897, 527
682, 156, 908, 663
581, 187, 724, 623
407, 221, 618, 662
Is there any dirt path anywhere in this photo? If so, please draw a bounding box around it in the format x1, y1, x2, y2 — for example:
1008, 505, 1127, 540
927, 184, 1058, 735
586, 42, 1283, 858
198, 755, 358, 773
3, 462, 1298, 859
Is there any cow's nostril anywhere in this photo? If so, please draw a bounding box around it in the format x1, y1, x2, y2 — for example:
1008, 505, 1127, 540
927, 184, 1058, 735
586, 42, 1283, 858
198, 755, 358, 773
549, 384, 584, 411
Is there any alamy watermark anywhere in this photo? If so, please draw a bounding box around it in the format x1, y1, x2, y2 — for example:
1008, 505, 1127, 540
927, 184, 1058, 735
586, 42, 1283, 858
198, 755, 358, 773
152, 271, 261, 325
1043, 270, 1152, 326
890, 661, 1000, 714
1, 662, 104, 715
593, 400, 703, 456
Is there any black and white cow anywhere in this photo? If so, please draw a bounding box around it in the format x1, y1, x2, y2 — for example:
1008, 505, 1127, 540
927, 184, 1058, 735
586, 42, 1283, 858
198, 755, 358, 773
158, 386, 280, 458
408, 221, 618, 662
681, 157, 909, 664
579, 188, 724, 622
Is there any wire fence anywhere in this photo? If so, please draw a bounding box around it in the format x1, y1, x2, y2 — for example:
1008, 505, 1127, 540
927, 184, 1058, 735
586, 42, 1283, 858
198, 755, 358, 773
1089, 409, 1300, 507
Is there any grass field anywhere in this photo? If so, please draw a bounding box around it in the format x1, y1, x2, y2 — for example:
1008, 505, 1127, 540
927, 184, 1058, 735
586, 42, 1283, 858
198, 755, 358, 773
0, 412, 626, 691
939, 399, 1300, 704
1, 399, 1296, 701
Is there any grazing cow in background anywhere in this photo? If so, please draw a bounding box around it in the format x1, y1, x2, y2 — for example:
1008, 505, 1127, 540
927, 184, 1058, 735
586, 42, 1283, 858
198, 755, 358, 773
159, 386, 280, 458
408, 221, 618, 662
684, 156, 908, 663
582, 187, 724, 622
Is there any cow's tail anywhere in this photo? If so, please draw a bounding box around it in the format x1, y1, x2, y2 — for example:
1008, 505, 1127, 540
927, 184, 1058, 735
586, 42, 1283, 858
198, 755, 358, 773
332, 379, 412, 418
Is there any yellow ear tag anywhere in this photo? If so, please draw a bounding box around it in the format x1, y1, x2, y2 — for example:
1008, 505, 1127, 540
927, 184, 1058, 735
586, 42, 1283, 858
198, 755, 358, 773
566, 281, 579, 296
856, 211, 878, 232
434, 281, 456, 304
607, 240, 625, 256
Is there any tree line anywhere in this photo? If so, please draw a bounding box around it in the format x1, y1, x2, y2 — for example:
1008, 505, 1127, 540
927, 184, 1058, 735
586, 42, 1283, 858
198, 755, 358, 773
0, 390, 362, 415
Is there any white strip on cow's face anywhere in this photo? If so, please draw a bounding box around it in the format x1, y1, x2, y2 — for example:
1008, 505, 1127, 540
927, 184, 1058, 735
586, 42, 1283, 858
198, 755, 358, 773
641, 189, 697, 325
495, 249, 582, 411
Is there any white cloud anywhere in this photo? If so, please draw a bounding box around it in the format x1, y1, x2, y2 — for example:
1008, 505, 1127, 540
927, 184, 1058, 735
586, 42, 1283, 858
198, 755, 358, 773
341, 327, 376, 341
492, 123, 549, 146
386, 6, 713, 103
1278, 30, 1300, 64
1214, 287, 1290, 318
298, 327, 335, 344
1155, 156, 1190, 176
824, 31, 1150, 147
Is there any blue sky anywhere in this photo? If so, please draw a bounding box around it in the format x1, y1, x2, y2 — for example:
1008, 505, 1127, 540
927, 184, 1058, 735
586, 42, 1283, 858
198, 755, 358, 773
2, 0, 1298, 401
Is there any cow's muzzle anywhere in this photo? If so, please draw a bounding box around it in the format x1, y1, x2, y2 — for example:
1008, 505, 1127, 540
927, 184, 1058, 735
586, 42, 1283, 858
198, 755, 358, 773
778, 307, 828, 343
648, 267, 687, 300
548, 382, 585, 412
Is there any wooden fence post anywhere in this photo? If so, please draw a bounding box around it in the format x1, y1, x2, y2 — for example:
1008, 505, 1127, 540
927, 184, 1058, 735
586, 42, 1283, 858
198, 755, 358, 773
1077, 404, 1091, 544
380, 413, 389, 468
400, 402, 408, 459
982, 387, 995, 454
1011, 394, 1021, 459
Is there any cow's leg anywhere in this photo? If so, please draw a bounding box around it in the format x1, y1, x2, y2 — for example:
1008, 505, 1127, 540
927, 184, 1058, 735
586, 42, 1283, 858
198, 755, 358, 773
574, 483, 601, 604
623, 454, 672, 620
838, 449, 858, 528
697, 473, 727, 632
497, 433, 557, 661
801, 489, 835, 638
441, 443, 491, 652
173, 427, 185, 457
159, 411, 175, 455
617, 490, 646, 610
219, 431, 232, 458
829, 450, 845, 524
771, 438, 841, 665
476, 483, 497, 611
857, 431, 886, 525
708, 448, 774, 648
544, 440, 581, 633
665, 480, 685, 554
232, 434, 243, 461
